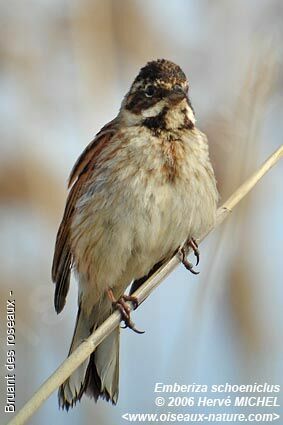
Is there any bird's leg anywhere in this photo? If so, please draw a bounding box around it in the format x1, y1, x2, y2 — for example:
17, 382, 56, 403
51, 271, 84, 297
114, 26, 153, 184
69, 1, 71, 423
178, 245, 199, 275
188, 237, 200, 266
107, 289, 144, 334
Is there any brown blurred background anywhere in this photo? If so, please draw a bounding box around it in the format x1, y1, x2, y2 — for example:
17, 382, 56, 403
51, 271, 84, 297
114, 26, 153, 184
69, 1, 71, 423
0, 1, 283, 424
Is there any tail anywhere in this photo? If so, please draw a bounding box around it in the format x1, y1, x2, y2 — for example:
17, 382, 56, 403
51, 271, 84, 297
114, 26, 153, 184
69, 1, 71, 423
58, 301, 120, 410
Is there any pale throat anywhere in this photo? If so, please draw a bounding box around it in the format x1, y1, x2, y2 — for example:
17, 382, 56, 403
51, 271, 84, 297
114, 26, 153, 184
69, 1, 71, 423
165, 101, 195, 130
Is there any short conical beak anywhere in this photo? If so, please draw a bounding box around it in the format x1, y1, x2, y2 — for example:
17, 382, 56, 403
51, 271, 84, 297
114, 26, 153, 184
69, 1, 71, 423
168, 86, 187, 104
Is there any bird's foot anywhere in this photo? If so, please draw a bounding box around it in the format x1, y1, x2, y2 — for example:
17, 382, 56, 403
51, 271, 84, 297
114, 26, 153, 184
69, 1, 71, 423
107, 290, 144, 334
188, 237, 200, 266
178, 245, 199, 275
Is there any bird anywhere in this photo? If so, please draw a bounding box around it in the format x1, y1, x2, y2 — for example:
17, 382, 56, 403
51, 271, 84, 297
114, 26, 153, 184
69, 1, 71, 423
52, 59, 219, 410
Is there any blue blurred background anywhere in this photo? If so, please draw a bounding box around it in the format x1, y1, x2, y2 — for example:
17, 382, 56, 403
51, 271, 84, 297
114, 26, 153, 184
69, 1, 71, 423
0, 1, 283, 424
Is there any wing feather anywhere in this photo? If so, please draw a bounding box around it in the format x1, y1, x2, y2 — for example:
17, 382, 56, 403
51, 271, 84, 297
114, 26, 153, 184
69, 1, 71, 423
52, 120, 117, 313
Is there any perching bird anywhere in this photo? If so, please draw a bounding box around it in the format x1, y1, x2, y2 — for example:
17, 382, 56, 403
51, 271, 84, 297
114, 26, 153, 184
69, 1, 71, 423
52, 59, 218, 410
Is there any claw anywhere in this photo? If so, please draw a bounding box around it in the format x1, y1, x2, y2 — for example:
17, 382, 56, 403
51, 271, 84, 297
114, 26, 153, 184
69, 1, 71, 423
189, 238, 200, 266
121, 320, 145, 334
107, 289, 144, 334
178, 247, 200, 275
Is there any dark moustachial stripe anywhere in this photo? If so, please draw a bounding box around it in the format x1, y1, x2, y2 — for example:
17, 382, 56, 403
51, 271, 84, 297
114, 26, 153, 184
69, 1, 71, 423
142, 107, 169, 134
143, 106, 194, 135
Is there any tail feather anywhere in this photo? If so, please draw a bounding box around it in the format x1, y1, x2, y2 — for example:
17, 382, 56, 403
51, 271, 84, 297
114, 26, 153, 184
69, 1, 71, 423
92, 328, 119, 403
84, 328, 119, 404
58, 305, 90, 409
58, 300, 120, 409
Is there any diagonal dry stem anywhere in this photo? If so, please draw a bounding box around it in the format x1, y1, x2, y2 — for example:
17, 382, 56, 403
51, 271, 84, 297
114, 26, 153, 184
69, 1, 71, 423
7, 144, 283, 425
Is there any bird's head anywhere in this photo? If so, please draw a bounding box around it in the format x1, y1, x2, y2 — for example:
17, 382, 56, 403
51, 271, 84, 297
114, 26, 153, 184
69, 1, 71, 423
120, 59, 195, 131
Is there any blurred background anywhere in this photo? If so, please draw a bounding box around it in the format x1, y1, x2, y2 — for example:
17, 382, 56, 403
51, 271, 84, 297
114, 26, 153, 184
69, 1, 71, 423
0, 1, 283, 424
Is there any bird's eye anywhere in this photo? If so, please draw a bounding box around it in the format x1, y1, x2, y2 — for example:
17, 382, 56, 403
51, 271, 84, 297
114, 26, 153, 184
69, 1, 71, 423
144, 85, 155, 97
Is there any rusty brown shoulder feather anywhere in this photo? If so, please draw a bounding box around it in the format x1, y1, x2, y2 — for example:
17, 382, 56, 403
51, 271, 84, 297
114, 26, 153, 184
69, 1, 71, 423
51, 119, 118, 314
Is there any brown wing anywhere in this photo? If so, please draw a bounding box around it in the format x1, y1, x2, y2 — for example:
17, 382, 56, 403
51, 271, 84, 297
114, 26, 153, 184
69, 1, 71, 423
52, 119, 117, 314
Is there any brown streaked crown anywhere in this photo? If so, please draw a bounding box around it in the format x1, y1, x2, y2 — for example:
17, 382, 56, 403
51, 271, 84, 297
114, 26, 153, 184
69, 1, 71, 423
134, 59, 187, 87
